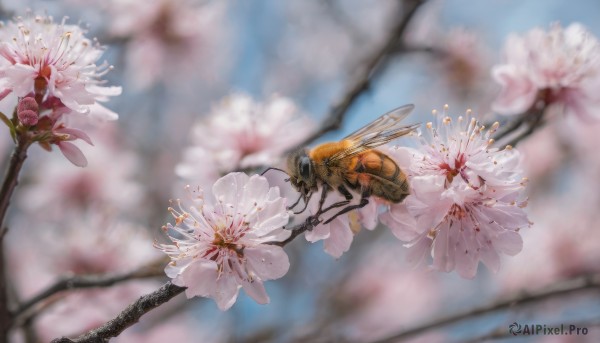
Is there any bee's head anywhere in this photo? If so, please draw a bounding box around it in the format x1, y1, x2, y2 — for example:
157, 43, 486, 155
287, 149, 317, 197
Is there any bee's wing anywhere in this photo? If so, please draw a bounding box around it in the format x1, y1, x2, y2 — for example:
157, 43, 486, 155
328, 104, 419, 162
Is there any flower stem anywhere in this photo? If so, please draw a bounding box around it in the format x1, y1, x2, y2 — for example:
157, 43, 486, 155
0, 136, 31, 343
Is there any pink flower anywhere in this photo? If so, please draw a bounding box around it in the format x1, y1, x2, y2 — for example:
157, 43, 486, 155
177, 93, 314, 175
107, 0, 229, 89
18, 126, 144, 218
382, 112, 531, 278
157, 173, 291, 310
492, 23, 600, 121
338, 247, 441, 341
0, 14, 121, 119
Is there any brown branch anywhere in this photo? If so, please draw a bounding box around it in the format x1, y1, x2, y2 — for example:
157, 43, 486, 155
0, 135, 31, 343
369, 273, 600, 343
294, 0, 428, 149
11, 257, 167, 327
50, 282, 185, 343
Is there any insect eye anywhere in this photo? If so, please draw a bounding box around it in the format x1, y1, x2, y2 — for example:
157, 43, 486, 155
299, 157, 311, 179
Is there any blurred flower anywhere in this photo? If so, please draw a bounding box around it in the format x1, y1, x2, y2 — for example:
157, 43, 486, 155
18, 126, 144, 220
157, 173, 291, 310
177, 93, 314, 178
7, 211, 160, 340
437, 29, 491, 99
492, 23, 600, 121
382, 111, 531, 278
0, 14, 121, 118
337, 247, 441, 341
107, 0, 228, 89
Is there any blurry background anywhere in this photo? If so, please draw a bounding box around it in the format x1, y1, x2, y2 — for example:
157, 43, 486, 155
1, 0, 600, 342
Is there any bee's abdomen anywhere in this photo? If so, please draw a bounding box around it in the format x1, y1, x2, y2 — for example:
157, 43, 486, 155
355, 151, 400, 181
353, 150, 410, 203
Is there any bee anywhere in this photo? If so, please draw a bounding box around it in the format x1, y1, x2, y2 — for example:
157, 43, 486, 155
285, 104, 419, 224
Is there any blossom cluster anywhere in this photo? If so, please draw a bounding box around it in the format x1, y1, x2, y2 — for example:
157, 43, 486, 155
0, 14, 121, 166
492, 23, 600, 121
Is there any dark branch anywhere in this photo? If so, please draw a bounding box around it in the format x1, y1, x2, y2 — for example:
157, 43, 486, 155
0, 134, 32, 343
369, 273, 600, 343
293, 0, 428, 148
12, 258, 167, 326
50, 282, 185, 343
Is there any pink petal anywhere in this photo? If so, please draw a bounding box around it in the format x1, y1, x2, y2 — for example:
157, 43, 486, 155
305, 221, 331, 242
214, 274, 240, 311
432, 224, 453, 272
491, 65, 538, 115
54, 127, 94, 145
212, 172, 249, 207
380, 203, 420, 241
57, 141, 88, 167
241, 174, 270, 207
479, 246, 500, 273
405, 236, 431, 267
181, 260, 218, 298
323, 217, 353, 258
251, 197, 289, 236
241, 279, 269, 305
358, 200, 378, 231
494, 230, 523, 256
454, 229, 479, 279
244, 245, 290, 280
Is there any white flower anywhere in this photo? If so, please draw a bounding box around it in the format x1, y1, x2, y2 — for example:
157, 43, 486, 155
0, 14, 121, 119
157, 173, 291, 310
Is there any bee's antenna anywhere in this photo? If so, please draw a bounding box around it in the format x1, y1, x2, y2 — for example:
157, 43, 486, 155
260, 167, 289, 176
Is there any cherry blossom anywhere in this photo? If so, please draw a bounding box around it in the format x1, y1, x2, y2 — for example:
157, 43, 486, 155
382, 110, 531, 278
157, 173, 291, 310
492, 23, 600, 121
0, 14, 121, 119
177, 93, 314, 178
107, 0, 228, 89
18, 126, 144, 220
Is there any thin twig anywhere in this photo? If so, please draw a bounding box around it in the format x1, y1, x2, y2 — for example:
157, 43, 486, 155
293, 0, 428, 149
11, 257, 167, 326
50, 282, 186, 343
369, 273, 600, 343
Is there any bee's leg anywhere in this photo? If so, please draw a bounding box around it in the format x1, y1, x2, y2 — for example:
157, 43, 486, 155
287, 193, 303, 210
320, 186, 353, 214
323, 190, 369, 224
304, 184, 331, 228
293, 191, 312, 214
316, 183, 330, 214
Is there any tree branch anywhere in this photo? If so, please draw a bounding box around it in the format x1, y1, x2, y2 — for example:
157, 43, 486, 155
50, 282, 185, 343
0, 135, 32, 343
12, 257, 167, 327
293, 0, 427, 148
369, 273, 600, 343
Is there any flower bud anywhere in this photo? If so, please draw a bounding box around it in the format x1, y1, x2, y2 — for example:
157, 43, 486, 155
17, 97, 39, 126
